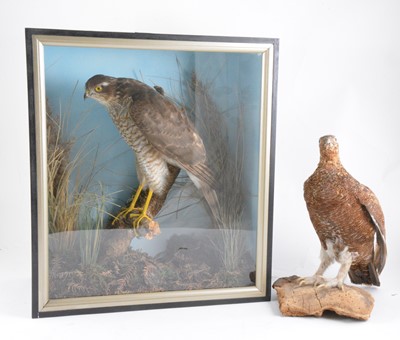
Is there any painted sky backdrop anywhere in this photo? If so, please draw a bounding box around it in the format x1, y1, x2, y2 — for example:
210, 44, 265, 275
44, 45, 263, 235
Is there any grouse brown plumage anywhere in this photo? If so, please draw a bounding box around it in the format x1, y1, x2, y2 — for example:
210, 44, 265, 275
300, 135, 386, 289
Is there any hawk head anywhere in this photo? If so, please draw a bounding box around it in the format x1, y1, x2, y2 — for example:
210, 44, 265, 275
84, 74, 117, 105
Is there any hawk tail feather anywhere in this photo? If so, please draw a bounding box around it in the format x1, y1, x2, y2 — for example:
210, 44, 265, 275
184, 162, 217, 189
187, 172, 222, 228
201, 183, 223, 228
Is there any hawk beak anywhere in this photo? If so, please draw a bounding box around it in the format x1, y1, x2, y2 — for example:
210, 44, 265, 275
84, 90, 89, 100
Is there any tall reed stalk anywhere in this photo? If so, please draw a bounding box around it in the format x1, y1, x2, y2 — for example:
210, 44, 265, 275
188, 74, 248, 276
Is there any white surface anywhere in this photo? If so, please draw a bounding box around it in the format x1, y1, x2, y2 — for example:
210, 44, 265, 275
1, 0, 400, 338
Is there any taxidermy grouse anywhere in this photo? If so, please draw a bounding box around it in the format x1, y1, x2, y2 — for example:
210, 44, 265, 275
300, 135, 387, 289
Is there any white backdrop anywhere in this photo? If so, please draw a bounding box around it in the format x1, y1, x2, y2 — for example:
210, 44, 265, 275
1, 0, 399, 339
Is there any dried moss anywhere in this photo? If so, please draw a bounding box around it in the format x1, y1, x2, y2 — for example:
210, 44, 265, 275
49, 233, 254, 299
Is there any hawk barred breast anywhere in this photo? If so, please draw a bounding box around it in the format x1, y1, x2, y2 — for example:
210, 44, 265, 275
300, 135, 387, 289
84, 74, 220, 227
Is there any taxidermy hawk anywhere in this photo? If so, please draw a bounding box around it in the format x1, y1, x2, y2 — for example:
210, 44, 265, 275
300, 135, 386, 289
84, 74, 220, 228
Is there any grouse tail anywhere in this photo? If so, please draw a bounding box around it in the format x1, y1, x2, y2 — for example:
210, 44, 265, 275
348, 263, 380, 286
373, 218, 387, 275
353, 203, 387, 286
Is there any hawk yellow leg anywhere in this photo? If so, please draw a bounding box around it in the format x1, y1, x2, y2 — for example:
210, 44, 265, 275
132, 189, 154, 228
112, 183, 144, 225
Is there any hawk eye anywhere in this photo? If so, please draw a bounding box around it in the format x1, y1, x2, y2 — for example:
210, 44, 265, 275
95, 85, 103, 92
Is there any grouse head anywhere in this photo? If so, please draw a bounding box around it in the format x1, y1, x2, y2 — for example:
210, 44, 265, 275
319, 135, 340, 164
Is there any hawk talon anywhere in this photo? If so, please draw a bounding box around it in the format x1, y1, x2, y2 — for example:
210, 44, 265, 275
112, 207, 142, 225
128, 212, 141, 219
133, 213, 153, 228
111, 183, 144, 226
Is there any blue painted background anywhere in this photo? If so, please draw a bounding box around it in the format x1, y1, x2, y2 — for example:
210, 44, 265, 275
44, 45, 262, 239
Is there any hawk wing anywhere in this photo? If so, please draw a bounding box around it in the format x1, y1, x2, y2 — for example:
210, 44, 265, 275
127, 87, 216, 188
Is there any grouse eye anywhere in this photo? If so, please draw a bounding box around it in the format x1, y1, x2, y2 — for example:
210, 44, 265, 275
95, 85, 103, 92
